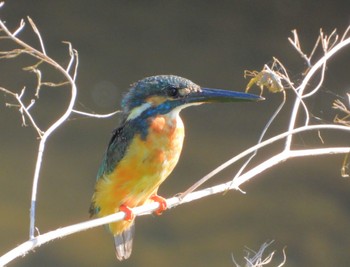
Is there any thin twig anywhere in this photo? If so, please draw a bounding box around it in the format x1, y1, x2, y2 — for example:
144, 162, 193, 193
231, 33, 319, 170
63, 41, 75, 73
12, 19, 25, 37
27, 16, 46, 55
0, 86, 44, 136
179, 124, 350, 199
229, 91, 287, 191
72, 109, 120, 118
341, 25, 350, 42
285, 30, 350, 150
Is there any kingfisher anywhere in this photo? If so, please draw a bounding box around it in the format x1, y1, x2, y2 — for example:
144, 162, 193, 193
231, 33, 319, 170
89, 75, 263, 260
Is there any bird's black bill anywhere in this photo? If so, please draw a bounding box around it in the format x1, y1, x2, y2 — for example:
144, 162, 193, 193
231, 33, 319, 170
186, 87, 263, 103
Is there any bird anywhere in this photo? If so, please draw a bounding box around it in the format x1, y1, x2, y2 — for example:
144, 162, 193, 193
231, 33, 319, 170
89, 75, 263, 260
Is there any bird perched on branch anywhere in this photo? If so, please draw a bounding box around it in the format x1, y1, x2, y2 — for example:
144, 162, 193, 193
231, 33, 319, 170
89, 75, 263, 260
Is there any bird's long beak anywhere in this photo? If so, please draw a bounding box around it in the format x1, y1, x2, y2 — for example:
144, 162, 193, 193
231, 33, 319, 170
186, 87, 264, 104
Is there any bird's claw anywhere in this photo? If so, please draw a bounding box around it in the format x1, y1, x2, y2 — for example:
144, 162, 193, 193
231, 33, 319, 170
150, 195, 167, 215
119, 204, 135, 221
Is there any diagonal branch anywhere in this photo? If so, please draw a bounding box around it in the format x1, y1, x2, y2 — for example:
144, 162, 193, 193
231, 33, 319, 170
0, 144, 349, 266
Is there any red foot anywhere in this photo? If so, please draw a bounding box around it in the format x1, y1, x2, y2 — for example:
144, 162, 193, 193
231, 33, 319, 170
119, 204, 135, 221
150, 194, 167, 215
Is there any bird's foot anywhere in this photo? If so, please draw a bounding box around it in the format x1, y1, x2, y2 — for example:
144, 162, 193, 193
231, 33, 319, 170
150, 194, 167, 215
119, 204, 134, 221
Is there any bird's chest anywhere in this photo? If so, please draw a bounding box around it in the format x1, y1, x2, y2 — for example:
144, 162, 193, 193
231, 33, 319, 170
146, 115, 184, 164
131, 115, 185, 185
106, 115, 185, 206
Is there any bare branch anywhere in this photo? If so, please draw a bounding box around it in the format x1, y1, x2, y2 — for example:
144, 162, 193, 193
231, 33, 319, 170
2, 144, 349, 265
229, 90, 287, 192
27, 16, 46, 55
341, 25, 350, 41
63, 41, 75, 72
0, 86, 44, 136
288, 29, 318, 68
341, 153, 349, 177
72, 109, 120, 118
333, 95, 350, 126
1, 8, 350, 266
232, 241, 286, 267
0, 48, 27, 59
180, 124, 350, 199
0, 15, 79, 239
285, 28, 350, 150
12, 19, 25, 37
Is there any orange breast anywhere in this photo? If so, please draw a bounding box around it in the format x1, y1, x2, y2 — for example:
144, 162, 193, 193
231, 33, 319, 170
93, 114, 184, 234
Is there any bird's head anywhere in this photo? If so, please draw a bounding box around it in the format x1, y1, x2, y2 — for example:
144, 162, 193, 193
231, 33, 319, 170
121, 75, 263, 121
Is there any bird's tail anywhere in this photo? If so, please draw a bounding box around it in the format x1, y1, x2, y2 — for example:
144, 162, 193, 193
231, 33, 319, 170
114, 221, 135, 261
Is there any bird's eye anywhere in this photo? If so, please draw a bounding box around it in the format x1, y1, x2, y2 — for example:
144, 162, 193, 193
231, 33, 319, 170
167, 86, 179, 97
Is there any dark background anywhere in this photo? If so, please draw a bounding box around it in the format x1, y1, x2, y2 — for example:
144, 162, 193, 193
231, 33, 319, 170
1, 1, 350, 266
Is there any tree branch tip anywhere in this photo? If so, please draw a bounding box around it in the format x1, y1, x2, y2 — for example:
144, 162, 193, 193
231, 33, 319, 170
228, 183, 246, 194
71, 109, 120, 118
27, 16, 37, 30
232, 240, 286, 267
5, 103, 20, 108
341, 26, 350, 41
62, 40, 73, 51
236, 186, 246, 194
11, 19, 26, 37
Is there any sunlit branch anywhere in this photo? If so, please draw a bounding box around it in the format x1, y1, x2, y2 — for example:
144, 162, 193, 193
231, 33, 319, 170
1, 6, 350, 266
